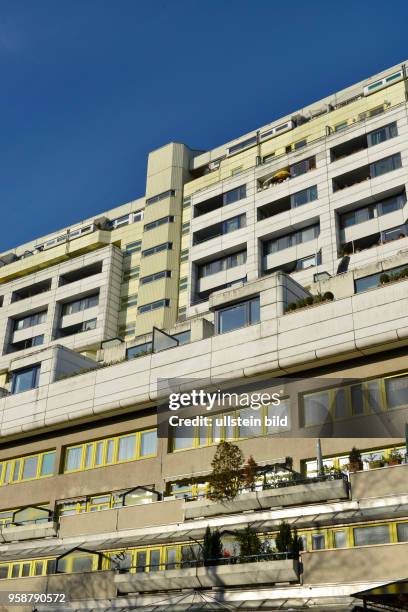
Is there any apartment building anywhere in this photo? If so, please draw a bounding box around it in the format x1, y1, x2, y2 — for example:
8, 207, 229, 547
0, 61, 407, 611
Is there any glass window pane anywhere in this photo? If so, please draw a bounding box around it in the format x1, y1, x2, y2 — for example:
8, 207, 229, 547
312, 534, 325, 550
385, 376, 408, 408
106, 439, 114, 463
34, 561, 44, 576
303, 392, 329, 426
12, 460, 20, 481
354, 525, 390, 546
22, 456, 38, 480
65, 447, 83, 471
0, 566, 8, 579
367, 380, 381, 413
140, 431, 157, 457
22, 563, 31, 577
95, 441, 104, 466
218, 304, 247, 334
172, 424, 194, 450
149, 550, 161, 571
85, 444, 94, 468
267, 399, 290, 432
334, 531, 346, 548
136, 551, 147, 573
12, 366, 40, 394
250, 298, 260, 324
72, 555, 94, 573
40, 451, 55, 476
397, 523, 408, 542
166, 548, 177, 569
11, 565, 20, 578
239, 407, 262, 437
118, 435, 136, 461
351, 385, 364, 415
334, 389, 347, 419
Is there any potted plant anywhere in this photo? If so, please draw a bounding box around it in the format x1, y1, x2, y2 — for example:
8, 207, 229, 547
388, 449, 402, 466
367, 453, 384, 469
348, 447, 363, 472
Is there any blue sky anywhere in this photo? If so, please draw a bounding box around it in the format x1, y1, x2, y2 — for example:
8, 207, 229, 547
1, 0, 407, 251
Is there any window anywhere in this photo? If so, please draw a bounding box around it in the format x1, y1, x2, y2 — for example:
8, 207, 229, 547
9, 334, 44, 353
146, 190, 176, 205
223, 185, 246, 206
0, 450, 55, 486
13, 311, 47, 331
312, 534, 325, 550
294, 139, 307, 150
142, 242, 173, 257
59, 262, 103, 286
140, 270, 171, 285
303, 392, 329, 427
385, 375, 408, 408
180, 249, 189, 262
11, 365, 40, 394
198, 250, 247, 278
59, 318, 96, 337
216, 297, 260, 334
172, 330, 191, 345
370, 153, 402, 178
144, 216, 174, 231
63, 428, 157, 473
182, 222, 190, 235
265, 223, 320, 254
138, 299, 170, 314
62, 294, 99, 316
334, 121, 348, 132
127, 342, 152, 359
120, 294, 138, 309
125, 241, 142, 255
368, 122, 398, 147
353, 525, 390, 546
333, 531, 347, 548
296, 252, 321, 270
179, 277, 188, 291
290, 156, 316, 178
397, 522, 408, 542
123, 267, 140, 282
340, 193, 405, 229
228, 137, 256, 155
290, 185, 318, 208
354, 264, 408, 293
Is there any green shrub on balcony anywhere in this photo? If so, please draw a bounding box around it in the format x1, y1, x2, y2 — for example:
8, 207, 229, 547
380, 267, 408, 285
286, 291, 334, 313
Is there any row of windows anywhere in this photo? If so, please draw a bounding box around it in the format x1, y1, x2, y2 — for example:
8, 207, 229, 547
305, 445, 406, 478
146, 189, 176, 206
140, 270, 171, 285
354, 264, 408, 293
59, 318, 96, 337
144, 215, 174, 231
64, 428, 157, 473
125, 241, 142, 255
142, 242, 173, 258
302, 372, 408, 427
120, 294, 138, 310
122, 266, 140, 282
198, 250, 247, 278
107, 210, 143, 229
171, 397, 287, 451
13, 311, 47, 332
61, 294, 99, 316
264, 223, 320, 255
137, 298, 170, 314
340, 192, 406, 229
8, 334, 44, 353
0, 451, 55, 486
1, 519, 407, 579
57, 487, 158, 516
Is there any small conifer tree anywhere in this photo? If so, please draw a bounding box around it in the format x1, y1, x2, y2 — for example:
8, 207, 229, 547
208, 441, 244, 501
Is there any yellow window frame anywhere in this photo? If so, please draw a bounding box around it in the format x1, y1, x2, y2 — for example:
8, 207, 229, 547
0, 450, 56, 486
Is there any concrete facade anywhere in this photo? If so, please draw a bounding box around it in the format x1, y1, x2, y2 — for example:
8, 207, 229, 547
0, 61, 407, 611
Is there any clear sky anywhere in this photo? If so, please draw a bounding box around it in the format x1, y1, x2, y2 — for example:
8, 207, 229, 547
1, 0, 407, 251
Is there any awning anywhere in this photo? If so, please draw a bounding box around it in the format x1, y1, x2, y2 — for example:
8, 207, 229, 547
352, 578, 408, 611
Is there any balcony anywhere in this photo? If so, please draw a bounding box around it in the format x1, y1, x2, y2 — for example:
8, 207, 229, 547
115, 553, 299, 593
330, 133, 367, 162
184, 474, 349, 520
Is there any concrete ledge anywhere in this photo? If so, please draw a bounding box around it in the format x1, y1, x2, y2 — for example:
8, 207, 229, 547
115, 559, 299, 593
184, 478, 349, 519
0, 521, 57, 542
